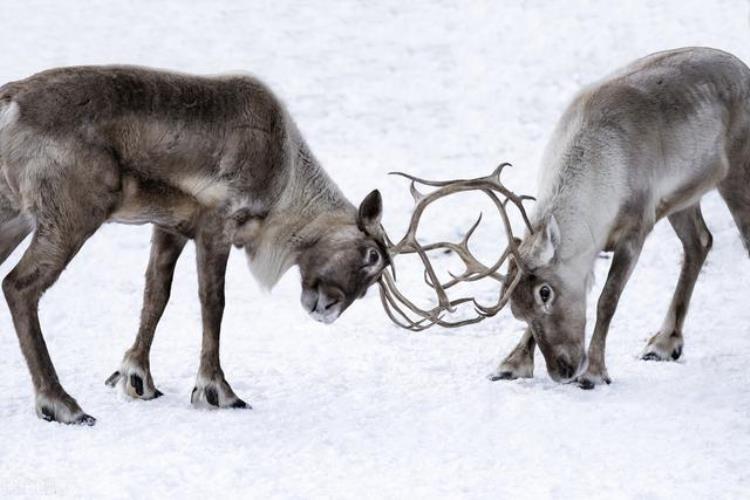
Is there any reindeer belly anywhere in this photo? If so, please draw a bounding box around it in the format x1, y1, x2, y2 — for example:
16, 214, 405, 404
109, 175, 203, 236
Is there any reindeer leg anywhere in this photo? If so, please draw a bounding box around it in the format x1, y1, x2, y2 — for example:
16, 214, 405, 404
4, 218, 106, 424
642, 205, 712, 361
106, 227, 186, 399
488, 327, 535, 380
578, 232, 645, 389
190, 220, 249, 409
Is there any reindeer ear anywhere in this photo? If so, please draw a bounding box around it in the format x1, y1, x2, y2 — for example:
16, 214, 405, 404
547, 214, 560, 247
357, 189, 382, 234
530, 215, 560, 266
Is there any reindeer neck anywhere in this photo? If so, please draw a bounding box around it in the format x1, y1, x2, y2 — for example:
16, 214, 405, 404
248, 125, 356, 289
534, 165, 622, 276
275, 125, 354, 239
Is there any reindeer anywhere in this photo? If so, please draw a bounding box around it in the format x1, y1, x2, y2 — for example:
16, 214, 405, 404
484, 47, 750, 387
0, 66, 390, 425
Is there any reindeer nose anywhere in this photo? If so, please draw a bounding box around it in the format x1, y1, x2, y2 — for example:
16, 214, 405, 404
555, 356, 576, 380
316, 294, 341, 313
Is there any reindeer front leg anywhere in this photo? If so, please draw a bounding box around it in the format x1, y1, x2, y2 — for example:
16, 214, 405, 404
488, 327, 535, 380
578, 232, 645, 389
190, 222, 249, 409
106, 227, 186, 399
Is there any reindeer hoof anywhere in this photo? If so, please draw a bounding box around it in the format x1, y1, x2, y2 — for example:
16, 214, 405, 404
191, 374, 251, 410
488, 368, 533, 381
642, 331, 684, 361
230, 398, 250, 409
40, 408, 96, 426
75, 414, 97, 426
488, 371, 517, 381
576, 371, 611, 389
36, 392, 95, 426
106, 358, 162, 400
671, 346, 683, 360
488, 358, 534, 382
578, 378, 595, 390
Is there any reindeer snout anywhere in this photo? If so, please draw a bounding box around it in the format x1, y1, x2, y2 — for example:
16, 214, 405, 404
301, 286, 345, 324
555, 356, 577, 380
547, 351, 587, 383
317, 293, 341, 313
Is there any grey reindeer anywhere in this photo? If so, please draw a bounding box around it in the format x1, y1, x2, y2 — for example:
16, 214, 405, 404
488, 47, 750, 388
0, 67, 390, 425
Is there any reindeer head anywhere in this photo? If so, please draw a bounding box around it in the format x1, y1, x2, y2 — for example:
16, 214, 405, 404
381, 165, 588, 383
228, 190, 390, 324
297, 190, 390, 324
504, 217, 589, 383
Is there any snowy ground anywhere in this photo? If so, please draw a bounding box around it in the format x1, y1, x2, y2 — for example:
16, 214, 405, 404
1, 1, 750, 498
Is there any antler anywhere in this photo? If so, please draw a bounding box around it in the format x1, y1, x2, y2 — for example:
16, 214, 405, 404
379, 163, 534, 331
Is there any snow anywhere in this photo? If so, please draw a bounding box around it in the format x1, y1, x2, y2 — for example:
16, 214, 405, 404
1, 1, 750, 498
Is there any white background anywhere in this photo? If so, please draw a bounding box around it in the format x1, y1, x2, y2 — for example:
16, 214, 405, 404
0, 1, 748, 498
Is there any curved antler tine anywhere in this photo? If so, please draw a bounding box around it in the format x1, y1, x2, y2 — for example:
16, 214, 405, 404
409, 180, 425, 203
389, 171, 470, 188
447, 270, 462, 280
389, 171, 436, 187
379, 276, 438, 331
472, 264, 523, 316
388, 171, 415, 180
490, 162, 513, 182
462, 213, 482, 245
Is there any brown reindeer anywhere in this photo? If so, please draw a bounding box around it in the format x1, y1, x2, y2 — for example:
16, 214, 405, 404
0, 66, 390, 425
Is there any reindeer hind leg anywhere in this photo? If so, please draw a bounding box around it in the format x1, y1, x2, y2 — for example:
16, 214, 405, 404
642, 204, 712, 361
4, 216, 107, 425
4, 146, 119, 424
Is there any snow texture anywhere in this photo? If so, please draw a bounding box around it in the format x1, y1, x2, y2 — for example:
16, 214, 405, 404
0, 1, 749, 498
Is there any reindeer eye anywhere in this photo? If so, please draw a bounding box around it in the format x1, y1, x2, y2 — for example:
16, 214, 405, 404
538, 284, 552, 303
365, 247, 380, 266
